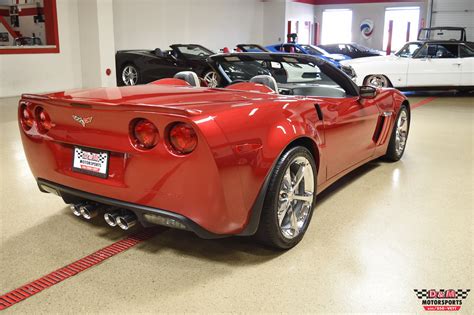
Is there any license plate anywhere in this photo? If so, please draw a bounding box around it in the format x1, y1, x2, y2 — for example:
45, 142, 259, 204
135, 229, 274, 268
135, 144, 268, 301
72, 147, 109, 178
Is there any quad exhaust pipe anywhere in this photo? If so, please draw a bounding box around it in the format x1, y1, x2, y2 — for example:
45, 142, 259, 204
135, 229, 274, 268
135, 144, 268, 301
104, 210, 122, 227
70, 203, 85, 217
71, 202, 137, 230
79, 204, 101, 220
70, 202, 98, 218
104, 209, 137, 230
116, 212, 137, 230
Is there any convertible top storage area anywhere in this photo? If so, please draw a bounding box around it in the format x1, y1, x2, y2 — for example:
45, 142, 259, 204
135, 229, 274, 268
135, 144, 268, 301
280, 84, 347, 98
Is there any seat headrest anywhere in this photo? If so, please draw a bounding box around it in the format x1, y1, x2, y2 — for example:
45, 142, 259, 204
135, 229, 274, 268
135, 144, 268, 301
154, 48, 163, 57
249, 75, 278, 93
174, 71, 200, 87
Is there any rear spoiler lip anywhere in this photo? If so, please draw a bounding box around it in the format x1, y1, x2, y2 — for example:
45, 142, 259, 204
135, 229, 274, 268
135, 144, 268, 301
20, 94, 203, 116
21, 93, 51, 100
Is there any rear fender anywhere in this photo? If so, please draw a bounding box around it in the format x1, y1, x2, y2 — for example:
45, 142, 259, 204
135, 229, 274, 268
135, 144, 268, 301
212, 99, 324, 235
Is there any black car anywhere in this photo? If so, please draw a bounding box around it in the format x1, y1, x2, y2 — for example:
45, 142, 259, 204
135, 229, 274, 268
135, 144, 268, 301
116, 44, 219, 87
318, 43, 382, 58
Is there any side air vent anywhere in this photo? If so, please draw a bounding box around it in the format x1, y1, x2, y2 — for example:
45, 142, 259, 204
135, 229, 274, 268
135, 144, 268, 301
372, 116, 385, 143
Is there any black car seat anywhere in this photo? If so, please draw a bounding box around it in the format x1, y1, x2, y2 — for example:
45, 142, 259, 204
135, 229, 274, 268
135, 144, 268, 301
154, 48, 164, 57
250, 75, 279, 93
174, 71, 200, 87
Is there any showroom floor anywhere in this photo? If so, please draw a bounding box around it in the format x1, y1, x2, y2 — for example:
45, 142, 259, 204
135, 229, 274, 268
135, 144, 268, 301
0, 94, 472, 313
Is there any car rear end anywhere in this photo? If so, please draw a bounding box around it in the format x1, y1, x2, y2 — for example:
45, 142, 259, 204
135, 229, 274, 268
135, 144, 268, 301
18, 91, 247, 237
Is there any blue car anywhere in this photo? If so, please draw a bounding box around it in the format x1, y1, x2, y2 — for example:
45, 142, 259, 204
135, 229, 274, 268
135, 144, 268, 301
266, 43, 351, 67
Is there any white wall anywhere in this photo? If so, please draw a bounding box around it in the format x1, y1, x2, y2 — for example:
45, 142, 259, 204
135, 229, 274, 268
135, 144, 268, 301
78, 0, 101, 88
78, 0, 116, 88
286, 1, 315, 44
113, 0, 264, 52
286, 1, 314, 22
431, 0, 474, 41
263, 0, 286, 46
0, 0, 82, 97
313, 1, 427, 51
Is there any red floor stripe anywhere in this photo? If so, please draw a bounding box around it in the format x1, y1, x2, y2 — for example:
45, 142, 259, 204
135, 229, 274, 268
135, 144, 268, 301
412, 96, 437, 109
0, 228, 158, 311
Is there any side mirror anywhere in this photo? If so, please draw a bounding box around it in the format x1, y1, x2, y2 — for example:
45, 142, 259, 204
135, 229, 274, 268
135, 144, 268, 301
359, 86, 377, 99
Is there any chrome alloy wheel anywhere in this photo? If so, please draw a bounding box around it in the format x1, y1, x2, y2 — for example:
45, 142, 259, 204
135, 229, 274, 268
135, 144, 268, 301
277, 156, 315, 239
122, 65, 138, 86
395, 109, 409, 156
367, 75, 388, 88
203, 71, 218, 88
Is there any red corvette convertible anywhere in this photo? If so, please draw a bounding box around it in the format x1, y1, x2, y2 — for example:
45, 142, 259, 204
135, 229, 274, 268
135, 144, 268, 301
18, 53, 410, 249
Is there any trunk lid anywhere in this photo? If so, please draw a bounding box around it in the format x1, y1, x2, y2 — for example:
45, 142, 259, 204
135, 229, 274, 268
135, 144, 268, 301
21, 84, 272, 153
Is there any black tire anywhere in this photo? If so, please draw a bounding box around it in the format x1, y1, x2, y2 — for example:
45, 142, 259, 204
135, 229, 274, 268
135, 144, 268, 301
255, 146, 317, 250
384, 104, 410, 162
120, 63, 140, 86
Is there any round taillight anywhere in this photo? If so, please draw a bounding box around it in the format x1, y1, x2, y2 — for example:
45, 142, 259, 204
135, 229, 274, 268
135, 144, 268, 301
35, 107, 52, 133
19, 104, 34, 131
168, 122, 198, 155
130, 119, 159, 149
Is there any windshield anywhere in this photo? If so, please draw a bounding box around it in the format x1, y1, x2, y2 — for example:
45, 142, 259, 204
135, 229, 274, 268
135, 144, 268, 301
174, 45, 213, 58
218, 59, 330, 84
210, 54, 359, 97
418, 28, 465, 41
351, 43, 373, 52
216, 56, 340, 85
212, 55, 357, 98
300, 45, 328, 56
395, 42, 423, 57
240, 45, 266, 52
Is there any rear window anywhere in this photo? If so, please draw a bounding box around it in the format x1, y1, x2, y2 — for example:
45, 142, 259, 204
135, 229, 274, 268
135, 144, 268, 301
175, 45, 213, 58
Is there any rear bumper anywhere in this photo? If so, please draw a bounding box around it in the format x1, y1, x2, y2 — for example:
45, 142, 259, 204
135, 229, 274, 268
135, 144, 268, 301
37, 178, 225, 239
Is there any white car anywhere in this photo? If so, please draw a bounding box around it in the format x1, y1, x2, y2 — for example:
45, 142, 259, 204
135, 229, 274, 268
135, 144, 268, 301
340, 41, 474, 91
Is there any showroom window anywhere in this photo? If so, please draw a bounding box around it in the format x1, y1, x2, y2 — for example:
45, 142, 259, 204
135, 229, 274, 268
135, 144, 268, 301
321, 9, 352, 44
0, 0, 59, 54
382, 6, 420, 52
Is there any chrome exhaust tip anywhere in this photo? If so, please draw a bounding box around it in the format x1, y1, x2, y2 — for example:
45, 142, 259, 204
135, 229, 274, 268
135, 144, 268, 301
104, 209, 122, 227
70, 203, 84, 217
116, 213, 137, 230
79, 204, 99, 220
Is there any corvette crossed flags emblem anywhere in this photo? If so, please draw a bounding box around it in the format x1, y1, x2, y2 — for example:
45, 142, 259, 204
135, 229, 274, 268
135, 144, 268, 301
72, 115, 93, 127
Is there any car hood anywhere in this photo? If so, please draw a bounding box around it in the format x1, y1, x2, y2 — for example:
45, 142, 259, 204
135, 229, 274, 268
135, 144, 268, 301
340, 54, 397, 65
327, 53, 349, 61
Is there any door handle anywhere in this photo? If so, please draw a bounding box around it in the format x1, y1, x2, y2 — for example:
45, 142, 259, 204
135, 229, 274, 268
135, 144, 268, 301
452, 63, 462, 66
314, 104, 323, 121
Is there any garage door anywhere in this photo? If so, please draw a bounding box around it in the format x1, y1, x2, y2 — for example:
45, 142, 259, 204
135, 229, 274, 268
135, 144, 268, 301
431, 0, 474, 41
